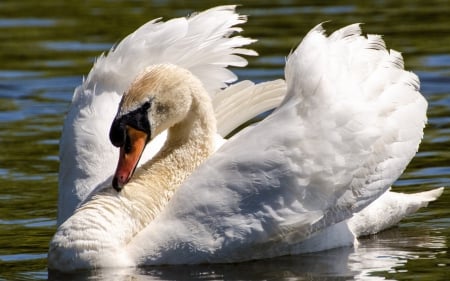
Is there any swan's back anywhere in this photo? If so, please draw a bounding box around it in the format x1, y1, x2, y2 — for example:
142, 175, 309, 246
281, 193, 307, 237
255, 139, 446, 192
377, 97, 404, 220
127, 24, 427, 264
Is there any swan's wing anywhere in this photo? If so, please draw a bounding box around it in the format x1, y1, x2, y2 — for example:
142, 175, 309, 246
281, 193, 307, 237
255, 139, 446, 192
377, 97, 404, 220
57, 6, 257, 225
213, 79, 286, 136
84, 5, 257, 96
130, 24, 427, 264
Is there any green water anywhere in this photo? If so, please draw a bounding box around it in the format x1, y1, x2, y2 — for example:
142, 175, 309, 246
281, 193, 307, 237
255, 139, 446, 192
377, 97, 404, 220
0, 0, 448, 280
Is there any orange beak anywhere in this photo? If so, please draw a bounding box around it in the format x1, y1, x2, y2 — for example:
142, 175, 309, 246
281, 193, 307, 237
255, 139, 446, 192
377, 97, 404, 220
112, 126, 148, 191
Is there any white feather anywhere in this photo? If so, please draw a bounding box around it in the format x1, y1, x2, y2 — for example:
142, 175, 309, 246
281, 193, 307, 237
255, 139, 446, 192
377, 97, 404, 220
57, 6, 264, 225
51, 12, 443, 271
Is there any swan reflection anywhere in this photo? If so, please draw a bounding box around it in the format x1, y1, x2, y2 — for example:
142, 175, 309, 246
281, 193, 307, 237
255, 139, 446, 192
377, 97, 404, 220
48, 227, 447, 281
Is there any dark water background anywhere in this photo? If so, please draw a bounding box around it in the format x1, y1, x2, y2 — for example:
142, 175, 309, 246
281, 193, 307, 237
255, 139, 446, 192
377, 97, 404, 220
0, 0, 449, 280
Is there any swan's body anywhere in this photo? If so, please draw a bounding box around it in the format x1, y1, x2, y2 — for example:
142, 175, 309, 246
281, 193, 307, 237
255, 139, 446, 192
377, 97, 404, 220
50, 6, 443, 272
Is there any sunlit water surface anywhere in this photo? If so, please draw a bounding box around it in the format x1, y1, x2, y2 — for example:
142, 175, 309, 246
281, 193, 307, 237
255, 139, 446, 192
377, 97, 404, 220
0, 1, 449, 280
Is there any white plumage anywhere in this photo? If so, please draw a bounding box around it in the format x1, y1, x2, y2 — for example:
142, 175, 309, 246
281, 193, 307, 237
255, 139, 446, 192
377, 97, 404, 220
50, 5, 443, 272
57, 5, 263, 225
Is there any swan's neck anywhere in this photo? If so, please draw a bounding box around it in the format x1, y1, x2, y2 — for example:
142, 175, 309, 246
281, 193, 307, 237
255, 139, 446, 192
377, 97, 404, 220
123, 90, 217, 218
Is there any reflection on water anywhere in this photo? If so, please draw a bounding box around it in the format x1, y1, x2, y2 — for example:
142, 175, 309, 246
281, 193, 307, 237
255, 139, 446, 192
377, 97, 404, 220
350, 228, 448, 280
0, 0, 449, 280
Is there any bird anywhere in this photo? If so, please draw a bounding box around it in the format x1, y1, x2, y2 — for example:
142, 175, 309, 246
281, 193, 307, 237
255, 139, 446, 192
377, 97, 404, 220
49, 5, 443, 272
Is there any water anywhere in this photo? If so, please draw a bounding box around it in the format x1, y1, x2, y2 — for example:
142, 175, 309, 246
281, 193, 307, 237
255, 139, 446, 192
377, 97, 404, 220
0, 0, 449, 280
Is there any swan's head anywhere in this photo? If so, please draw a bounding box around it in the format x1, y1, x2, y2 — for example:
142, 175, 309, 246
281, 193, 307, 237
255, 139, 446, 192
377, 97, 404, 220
109, 64, 196, 191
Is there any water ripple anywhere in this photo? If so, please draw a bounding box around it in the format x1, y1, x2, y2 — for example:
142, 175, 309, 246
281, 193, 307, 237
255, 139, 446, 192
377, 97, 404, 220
0, 18, 55, 28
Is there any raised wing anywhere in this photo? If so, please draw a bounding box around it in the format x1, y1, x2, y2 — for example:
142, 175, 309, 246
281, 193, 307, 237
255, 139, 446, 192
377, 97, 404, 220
213, 79, 286, 136
57, 6, 257, 225
129, 24, 427, 264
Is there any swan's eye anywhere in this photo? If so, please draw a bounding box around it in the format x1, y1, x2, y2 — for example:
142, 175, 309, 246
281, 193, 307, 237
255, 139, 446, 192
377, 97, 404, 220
156, 103, 169, 115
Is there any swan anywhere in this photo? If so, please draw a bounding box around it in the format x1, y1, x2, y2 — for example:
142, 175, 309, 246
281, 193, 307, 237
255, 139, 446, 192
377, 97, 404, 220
49, 6, 443, 272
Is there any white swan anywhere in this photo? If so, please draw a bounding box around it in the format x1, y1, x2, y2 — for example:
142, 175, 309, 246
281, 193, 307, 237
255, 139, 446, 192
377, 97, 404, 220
50, 6, 443, 272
